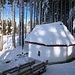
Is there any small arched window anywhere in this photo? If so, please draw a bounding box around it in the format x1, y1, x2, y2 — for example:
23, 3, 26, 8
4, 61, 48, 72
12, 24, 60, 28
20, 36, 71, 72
38, 51, 40, 56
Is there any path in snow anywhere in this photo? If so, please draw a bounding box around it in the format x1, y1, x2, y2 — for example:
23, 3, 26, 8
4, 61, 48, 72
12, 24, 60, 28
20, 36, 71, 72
42, 60, 75, 75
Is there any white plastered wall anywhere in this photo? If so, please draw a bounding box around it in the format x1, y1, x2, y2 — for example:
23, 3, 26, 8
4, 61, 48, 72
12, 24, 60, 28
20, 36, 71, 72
28, 44, 73, 63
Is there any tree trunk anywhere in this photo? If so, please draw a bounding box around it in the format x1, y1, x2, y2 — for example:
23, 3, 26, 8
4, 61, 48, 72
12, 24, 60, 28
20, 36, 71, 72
12, 0, 15, 48
30, 0, 33, 31
19, 4, 21, 46
21, 0, 24, 49
39, 1, 42, 24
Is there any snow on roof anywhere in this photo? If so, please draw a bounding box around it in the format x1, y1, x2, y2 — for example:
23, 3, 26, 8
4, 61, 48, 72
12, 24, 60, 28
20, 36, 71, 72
62, 24, 75, 45
25, 22, 75, 46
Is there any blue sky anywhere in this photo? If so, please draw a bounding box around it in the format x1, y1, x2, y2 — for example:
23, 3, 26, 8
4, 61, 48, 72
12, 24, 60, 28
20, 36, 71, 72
4, 0, 30, 26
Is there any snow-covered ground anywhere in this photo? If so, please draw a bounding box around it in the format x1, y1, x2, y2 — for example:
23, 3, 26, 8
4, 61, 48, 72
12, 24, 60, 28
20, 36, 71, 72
42, 34, 75, 75
0, 35, 29, 73
0, 34, 75, 75
42, 60, 75, 75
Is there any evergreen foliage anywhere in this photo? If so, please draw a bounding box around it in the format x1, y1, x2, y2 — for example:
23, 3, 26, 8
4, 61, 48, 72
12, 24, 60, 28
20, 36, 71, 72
2, 20, 14, 35
8, 20, 12, 35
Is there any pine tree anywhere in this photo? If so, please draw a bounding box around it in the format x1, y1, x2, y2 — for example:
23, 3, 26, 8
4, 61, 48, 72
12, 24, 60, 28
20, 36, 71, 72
8, 20, 12, 35
3, 20, 6, 35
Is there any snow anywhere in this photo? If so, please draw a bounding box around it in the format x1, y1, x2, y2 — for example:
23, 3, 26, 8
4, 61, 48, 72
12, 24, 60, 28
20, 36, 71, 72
0, 34, 29, 73
26, 22, 74, 62
0, 22, 75, 75
62, 24, 75, 44
42, 60, 75, 75
25, 21, 75, 46
73, 19, 75, 30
